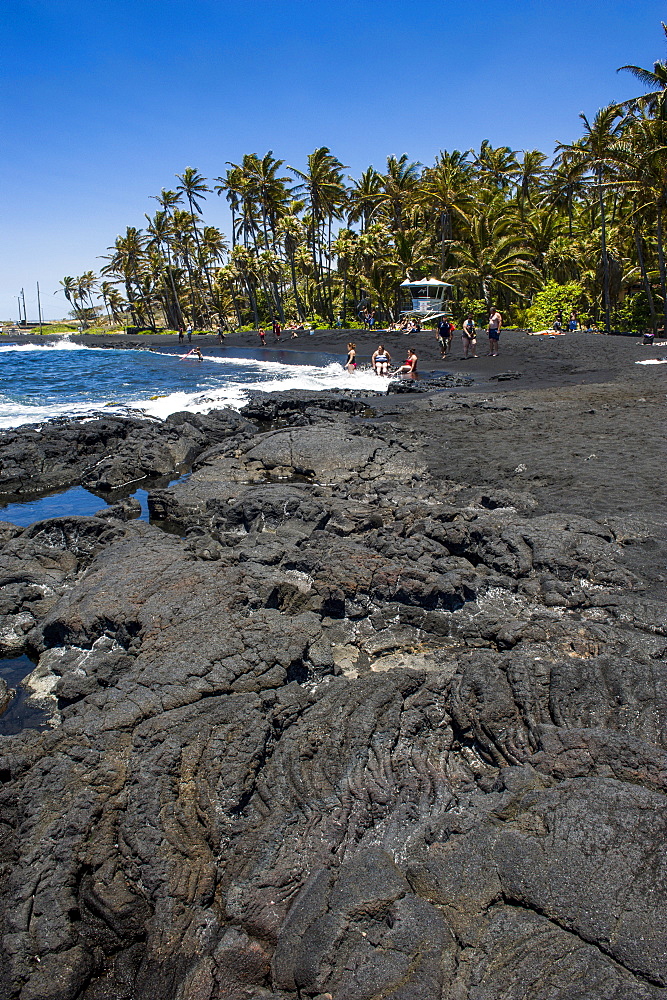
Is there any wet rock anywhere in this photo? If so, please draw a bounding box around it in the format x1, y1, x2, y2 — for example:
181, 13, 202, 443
387, 373, 473, 392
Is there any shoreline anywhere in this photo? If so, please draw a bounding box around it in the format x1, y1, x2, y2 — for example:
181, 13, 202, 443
2, 327, 665, 399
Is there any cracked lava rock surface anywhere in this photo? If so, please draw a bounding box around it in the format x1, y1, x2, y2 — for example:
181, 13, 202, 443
0, 357, 665, 999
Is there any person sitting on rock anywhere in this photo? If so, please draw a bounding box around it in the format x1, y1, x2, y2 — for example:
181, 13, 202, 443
372, 344, 391, 375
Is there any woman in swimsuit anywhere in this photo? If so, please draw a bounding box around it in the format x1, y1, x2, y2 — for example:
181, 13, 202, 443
394, 348, 418, 378
344, 342, 357, 373
371, 344, 391, 376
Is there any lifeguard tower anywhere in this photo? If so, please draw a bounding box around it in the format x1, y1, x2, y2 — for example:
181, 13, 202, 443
399, 277, 452, 322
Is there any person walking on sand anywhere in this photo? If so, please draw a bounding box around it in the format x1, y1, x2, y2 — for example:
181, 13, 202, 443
487, 306, 502, 356
186, 323, 193, 343
371, 344, 391, 375
344, 342, 357, 373
273, 318, 282, 342
462, 314, 477, 358
258, 327, 266, 346
437, 316, 451, 358
178, 327, 184, 344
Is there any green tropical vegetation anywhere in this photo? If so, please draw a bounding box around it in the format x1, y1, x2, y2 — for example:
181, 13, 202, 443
60, 26, 667, 334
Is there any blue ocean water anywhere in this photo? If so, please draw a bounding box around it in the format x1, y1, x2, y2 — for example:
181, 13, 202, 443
0, 339, 380, 428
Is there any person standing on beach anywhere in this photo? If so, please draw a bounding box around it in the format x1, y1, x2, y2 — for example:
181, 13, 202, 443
488, 306, 502, 356
178, 327, 184, 344
186, 323, 192, 343
462, 314, 477, 358
345, 342, 357, 372
258, 327, 266, 346
436, 316, 448, 357
273, 318, 282, 342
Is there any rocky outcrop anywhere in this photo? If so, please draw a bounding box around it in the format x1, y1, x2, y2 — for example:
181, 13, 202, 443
0, 394, 664, 999
0, 410, 254, 497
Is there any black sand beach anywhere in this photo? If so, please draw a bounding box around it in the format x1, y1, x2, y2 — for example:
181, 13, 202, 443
0, 327, 665, 999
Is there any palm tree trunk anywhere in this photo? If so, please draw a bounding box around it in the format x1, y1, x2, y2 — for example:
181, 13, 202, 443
597, 167, 612, 333
246, 280, 259, 328
228, 280, 242, 327
285, 246, 304, 320
341, 263, 348, 326
633, 224, 658, 335
657, 204, 667, 335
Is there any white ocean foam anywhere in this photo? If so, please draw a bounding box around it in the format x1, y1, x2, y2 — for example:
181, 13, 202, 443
0, 339, 90, 353
0, 399, 117, 429
134, 360, 382, 419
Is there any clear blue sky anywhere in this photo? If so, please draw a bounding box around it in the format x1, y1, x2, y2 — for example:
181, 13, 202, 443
0, 0, 662, 320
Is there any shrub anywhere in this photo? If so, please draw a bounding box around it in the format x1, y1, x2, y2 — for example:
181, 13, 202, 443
614, 292, 653, 333
526, 281, 587, 331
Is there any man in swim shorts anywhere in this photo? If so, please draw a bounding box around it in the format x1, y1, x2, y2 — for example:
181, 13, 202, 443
488, 307, 502, 356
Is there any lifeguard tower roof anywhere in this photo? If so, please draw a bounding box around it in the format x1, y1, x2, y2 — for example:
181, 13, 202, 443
400, 277, 452, 320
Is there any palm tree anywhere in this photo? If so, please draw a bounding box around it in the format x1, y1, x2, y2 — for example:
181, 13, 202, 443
416, 150, 472, 268
444, 206, 540, 309
56, 276, 84, 324
618, 23, 667, 116
556, 106, 628, 331
214, 166, 244, 247
100, 281, 126, 324
621, 114, 667, 331
347, 167, 384, 232
472, 139, 521, 191
145, 210, 184, 329
380, 154, 421, 234
176, 167, 214, 324
277, 213, 307, 320
542, 156, 587, 237
516, 149, 548, 212
289, 147, 348, 320
101, 227, 153, 327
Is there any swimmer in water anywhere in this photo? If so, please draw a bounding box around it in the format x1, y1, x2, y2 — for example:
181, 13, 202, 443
195, 347, 203, 362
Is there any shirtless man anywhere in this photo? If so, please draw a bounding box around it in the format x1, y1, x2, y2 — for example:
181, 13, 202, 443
488, 306, 502, 357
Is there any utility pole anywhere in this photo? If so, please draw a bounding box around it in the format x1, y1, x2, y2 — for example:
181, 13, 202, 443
37, 282, 43, 334
20, 288, 27, 326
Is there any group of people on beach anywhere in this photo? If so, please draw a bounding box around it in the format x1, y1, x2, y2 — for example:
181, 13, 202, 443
436, 308, 502, 358
344, 343, 418, 378
386, 316, 422, 334
258, 319, 311, 344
